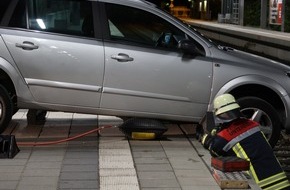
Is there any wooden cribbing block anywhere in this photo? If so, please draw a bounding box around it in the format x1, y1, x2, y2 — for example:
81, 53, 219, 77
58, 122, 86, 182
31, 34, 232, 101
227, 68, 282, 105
212, 169, 249, 189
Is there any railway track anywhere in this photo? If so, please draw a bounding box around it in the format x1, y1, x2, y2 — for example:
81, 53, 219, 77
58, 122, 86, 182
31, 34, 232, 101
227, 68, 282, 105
274, 131, 290, 179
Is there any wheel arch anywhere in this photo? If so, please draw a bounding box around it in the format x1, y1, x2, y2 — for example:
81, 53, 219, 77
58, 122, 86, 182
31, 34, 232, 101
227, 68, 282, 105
0, 68, 17, 107
213, 75, 290, 129
230, 84, 284, 118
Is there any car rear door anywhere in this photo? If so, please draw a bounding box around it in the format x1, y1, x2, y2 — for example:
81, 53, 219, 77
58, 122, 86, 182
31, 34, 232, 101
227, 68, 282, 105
100, 2, 213, 120
1, 0, 104, 108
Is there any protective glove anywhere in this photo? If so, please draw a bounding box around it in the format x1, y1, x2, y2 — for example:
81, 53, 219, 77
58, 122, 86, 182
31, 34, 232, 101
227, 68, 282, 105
211, 128, 217, 136
201, 134, 212, 150
195, 124, 204, 141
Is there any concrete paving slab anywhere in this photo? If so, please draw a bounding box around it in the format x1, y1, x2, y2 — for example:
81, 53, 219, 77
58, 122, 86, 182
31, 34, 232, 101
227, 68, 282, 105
100, 184, 139, 190
132, 151, 167, 158
98, 115, 123, 126
60, 171, 98, 180
142, 188, 181, 190
163, 124, 183, 136
12, 124, 43, 139
46, 112, 73, 119
138, 171, 176, 179
98, 116, 124, 137
135, 163, 174, 172
134, 157, 169, 164
0, 165, 25, 173
98, 126, 124, 137
100, 168, 136, 177
4, 121, 19, 135
99, 137, 139, 190
58, 180, 98, 189
70, 113, 99, 137
18, 176, 59, 187
23, 168, 61, 177
61, 164, 98, 172
25, 161, 63, 169
139, 178, 180, 188
179, 124, 196, 135
2, 111, 264, 190
0, 181, 18, 190
39, 125, 70, 138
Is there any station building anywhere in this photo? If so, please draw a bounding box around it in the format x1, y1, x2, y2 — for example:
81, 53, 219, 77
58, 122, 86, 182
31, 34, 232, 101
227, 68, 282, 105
148, 0, 290, 33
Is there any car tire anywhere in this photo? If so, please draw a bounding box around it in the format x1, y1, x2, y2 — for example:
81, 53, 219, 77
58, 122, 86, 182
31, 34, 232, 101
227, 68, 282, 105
237, 96, 281, 147
0, 85, 13, 133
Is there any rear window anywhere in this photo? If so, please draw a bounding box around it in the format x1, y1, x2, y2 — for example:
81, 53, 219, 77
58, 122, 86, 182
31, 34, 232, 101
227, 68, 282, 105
27, 0, 94, 37
4, 0, 94, 37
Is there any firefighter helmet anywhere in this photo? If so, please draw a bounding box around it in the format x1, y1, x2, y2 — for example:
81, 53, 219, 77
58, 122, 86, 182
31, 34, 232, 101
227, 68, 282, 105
214, 94, 240, 121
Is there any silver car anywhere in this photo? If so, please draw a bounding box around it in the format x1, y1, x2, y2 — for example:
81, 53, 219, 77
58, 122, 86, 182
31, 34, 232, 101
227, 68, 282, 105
0, 0, 290, 146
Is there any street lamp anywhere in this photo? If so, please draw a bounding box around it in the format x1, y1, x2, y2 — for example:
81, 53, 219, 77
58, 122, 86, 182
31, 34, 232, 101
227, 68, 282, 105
170, 0, 174, 8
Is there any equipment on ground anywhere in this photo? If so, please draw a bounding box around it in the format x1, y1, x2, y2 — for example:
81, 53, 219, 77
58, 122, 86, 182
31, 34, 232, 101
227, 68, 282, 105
212, 168, 249, 189
119, 118, 167, 140
0, 135, 20, 159
211, 156, 250, 172
211, 156, 250, 189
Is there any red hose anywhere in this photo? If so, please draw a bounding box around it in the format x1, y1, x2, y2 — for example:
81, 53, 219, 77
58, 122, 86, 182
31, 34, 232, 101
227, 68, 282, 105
17, 125, 113, 146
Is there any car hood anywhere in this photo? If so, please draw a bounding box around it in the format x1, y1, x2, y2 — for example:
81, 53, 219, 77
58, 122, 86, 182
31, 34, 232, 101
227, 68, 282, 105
215, 46, 290, 73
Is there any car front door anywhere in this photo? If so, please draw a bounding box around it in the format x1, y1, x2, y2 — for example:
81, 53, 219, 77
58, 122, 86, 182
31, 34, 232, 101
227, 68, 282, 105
1, 0, 104, 108
100, 3, 213, 120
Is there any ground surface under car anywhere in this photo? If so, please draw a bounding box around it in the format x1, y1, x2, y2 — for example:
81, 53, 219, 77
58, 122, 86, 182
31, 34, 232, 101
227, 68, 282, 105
0, 109, 260, 190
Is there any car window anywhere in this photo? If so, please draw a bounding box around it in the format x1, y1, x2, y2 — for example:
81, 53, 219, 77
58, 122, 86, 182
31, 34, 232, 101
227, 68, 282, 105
105, 3, 205, 53
9, 0, 27, 28
24, 0, 94, 37
0, 0, 12, 25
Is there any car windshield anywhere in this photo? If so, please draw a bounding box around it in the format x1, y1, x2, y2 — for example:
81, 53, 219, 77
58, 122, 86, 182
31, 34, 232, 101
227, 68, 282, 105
186, 24, 218, 46
155, 6, 219, 47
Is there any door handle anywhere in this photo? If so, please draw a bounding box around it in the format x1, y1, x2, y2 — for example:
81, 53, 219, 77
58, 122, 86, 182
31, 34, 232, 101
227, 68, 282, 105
111, 53, 134, 62
16, 41, 39, 50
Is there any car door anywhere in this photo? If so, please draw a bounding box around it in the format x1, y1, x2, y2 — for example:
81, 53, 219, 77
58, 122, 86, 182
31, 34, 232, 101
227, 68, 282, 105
1, 0, 104, 108
100, 3, 213, 120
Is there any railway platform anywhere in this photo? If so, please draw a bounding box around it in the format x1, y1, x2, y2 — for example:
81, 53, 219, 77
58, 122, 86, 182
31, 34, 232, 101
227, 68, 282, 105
0, 110, 261, 190
184, 19, 290, 64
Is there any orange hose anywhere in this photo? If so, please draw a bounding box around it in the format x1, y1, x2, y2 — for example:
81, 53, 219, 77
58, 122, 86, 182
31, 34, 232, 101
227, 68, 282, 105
17, 125, 113, 146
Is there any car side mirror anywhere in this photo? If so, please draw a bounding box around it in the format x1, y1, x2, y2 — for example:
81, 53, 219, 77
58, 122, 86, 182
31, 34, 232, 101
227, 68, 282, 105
178, 39, 199, 55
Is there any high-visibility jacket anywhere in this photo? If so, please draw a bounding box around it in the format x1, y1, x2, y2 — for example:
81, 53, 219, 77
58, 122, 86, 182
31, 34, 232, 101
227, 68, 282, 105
208, 118, 290, 190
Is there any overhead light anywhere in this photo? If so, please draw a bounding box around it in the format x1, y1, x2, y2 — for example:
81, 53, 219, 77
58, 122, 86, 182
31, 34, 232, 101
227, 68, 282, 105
199, 2, 202, 11
36, 19, 46, 29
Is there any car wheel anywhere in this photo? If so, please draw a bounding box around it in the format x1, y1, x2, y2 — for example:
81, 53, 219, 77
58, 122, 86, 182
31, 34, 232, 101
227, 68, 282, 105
237, 96, 281, 147
0, 85, 13, 133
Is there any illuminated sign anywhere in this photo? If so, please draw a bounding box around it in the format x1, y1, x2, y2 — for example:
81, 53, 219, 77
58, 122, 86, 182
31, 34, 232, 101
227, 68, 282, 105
269, 0, 283, 25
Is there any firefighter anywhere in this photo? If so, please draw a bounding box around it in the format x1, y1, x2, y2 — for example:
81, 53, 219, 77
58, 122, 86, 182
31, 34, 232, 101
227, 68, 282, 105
201, 93, 290, 190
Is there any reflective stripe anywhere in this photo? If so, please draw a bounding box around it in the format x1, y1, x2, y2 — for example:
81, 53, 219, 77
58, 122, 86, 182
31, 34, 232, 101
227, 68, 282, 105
223, 127, 260, 151
233, 143, 259, 182
264, 179, 290, 190
233, 144, 290, 190
259, 172, 289, 188
201, 134, 208, 145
